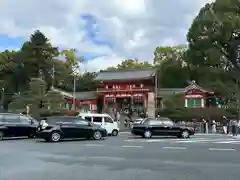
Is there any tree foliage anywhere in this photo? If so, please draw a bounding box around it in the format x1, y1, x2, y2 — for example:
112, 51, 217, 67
107, 59, 152, 70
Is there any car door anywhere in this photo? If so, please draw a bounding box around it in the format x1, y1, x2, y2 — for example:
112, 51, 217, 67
59, 118, 78, 138
74, 120, 92, 138
19, 116, 32, 136
92, 116, 103, 127
3, 115, 22, 136
104, 117, 115, 134
148, 120, 165, 135
161, 118, 178, 135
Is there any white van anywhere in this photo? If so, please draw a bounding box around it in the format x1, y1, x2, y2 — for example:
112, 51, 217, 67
78, 113, 119, 136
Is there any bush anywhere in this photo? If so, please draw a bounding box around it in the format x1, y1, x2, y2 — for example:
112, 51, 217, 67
157, 107, 234, 122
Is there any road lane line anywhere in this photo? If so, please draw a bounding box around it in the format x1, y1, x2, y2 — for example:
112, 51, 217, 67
84, 144, 105, 147
121, 145, 142, 148
162, 147, 186, 150
209, 148, 235, 151
212, 141, 240, 144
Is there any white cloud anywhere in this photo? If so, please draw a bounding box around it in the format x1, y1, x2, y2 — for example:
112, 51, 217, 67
0, 0, 213, 71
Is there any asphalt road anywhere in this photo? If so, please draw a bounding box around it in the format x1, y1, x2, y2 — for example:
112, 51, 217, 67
1, 133, 240, 180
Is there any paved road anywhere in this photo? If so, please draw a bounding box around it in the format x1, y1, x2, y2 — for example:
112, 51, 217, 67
1, 133, 240, 180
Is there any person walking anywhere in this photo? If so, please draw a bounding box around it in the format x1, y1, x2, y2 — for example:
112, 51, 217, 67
212, 120, 217, 133
202, 118, 207, 133
231, 119, 238, 136
222, 116, 228, 134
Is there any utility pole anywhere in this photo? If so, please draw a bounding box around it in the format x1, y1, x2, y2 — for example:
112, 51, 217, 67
155, 68, 158, 111
73, 74, 76, 110
51, 63, 55, 88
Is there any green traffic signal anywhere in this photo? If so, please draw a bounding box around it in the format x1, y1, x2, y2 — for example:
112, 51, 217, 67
216, 99, 220, 105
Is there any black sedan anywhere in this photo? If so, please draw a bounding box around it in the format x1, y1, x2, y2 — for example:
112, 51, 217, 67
131, 117, 195, 138
35, 116, 107, 142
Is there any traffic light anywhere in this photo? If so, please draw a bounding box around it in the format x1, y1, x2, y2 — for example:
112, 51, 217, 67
215, 98, 220, 105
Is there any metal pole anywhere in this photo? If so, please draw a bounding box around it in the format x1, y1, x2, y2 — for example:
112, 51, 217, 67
155, 68, 158, 110
73, 74, 76, 110
51, 63, 55, 88
1, 88, 4, 110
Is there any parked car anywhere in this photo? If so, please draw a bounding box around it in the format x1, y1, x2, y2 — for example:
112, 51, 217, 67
0, 113, 38, 140
78, 113, 119, 136
35, 116, 107, 142
131, 117, 195, 138
130, 118, 144, 129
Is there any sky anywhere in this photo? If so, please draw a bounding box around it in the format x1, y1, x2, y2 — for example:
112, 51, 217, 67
0, 0, 213, 72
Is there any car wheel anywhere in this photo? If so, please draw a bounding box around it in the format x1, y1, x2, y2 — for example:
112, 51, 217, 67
112, 129, 118, 136
144, 130, 152, 138
93, 131, 102, 140
181, 130, 190, 139
0, 131, 4, 140
51, 131, 61, 142
28, 134, 34, 139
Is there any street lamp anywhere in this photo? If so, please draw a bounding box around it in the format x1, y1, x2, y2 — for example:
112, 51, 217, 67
1, 88, 4, 110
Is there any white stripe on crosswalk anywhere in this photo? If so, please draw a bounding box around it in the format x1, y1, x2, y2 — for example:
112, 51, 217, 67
124, 138, 240, 144
212, 141, 240, 144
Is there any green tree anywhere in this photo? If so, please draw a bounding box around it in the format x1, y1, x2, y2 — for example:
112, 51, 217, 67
185, 0, 240, 118
26, 78, 47, 113
154, 45, 190, 88
21, 30, 59, 87
44, 90, 64, 110
107, 59, 152, 70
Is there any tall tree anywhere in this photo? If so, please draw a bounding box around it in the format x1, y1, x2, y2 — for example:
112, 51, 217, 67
154, 45, 190, 88
186, 0, 240, 70
107, 59, 152, 70
21, 30, 59, 87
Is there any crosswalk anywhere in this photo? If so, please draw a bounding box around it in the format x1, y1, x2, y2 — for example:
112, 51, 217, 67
124, 137, 240, 145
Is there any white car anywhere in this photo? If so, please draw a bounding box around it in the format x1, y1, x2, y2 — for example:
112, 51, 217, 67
78, 113, 119, 136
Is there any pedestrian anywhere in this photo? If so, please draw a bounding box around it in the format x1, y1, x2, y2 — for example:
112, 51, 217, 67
231, 119, 238, 136
116, 111, 120, 121
222, 116, 228, 134
212, 120, 217, 133
202, 117, 207, 133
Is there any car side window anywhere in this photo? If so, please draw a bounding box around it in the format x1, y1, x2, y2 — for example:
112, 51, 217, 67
20, 116, 31, 125
161, 120, 174, 126
3, 115, 21, 123
0, 115, 4, 124
93, 117, 102, 123
75, 120, 89, 125
85, 116, 92, 122
148, 120, 162, 125
105, 117, 113, 123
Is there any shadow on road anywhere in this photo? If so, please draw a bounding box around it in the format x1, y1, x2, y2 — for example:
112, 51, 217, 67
1, 137, 29, 141
35, 137, 107, 143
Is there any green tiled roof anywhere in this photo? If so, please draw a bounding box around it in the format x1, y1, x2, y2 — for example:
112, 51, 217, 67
95, 68, 156, 81
51, 88, 97, 100
74, 91, 97, 100
157, 88, 185, 97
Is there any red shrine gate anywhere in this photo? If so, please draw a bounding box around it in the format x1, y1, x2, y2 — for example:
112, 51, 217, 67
95, 69, 156, 117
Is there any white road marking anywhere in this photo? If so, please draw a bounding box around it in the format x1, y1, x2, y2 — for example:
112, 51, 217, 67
89, 156, 125, 161
212, 141, 240, 144
162, 146, 186, 150
84, 144, 105, 147
121, 145, 142, 148
176, 138, 236, 143
209, 148, 235, 151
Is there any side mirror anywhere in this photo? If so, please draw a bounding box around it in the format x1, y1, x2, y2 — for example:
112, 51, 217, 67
88, 122, 92, 126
